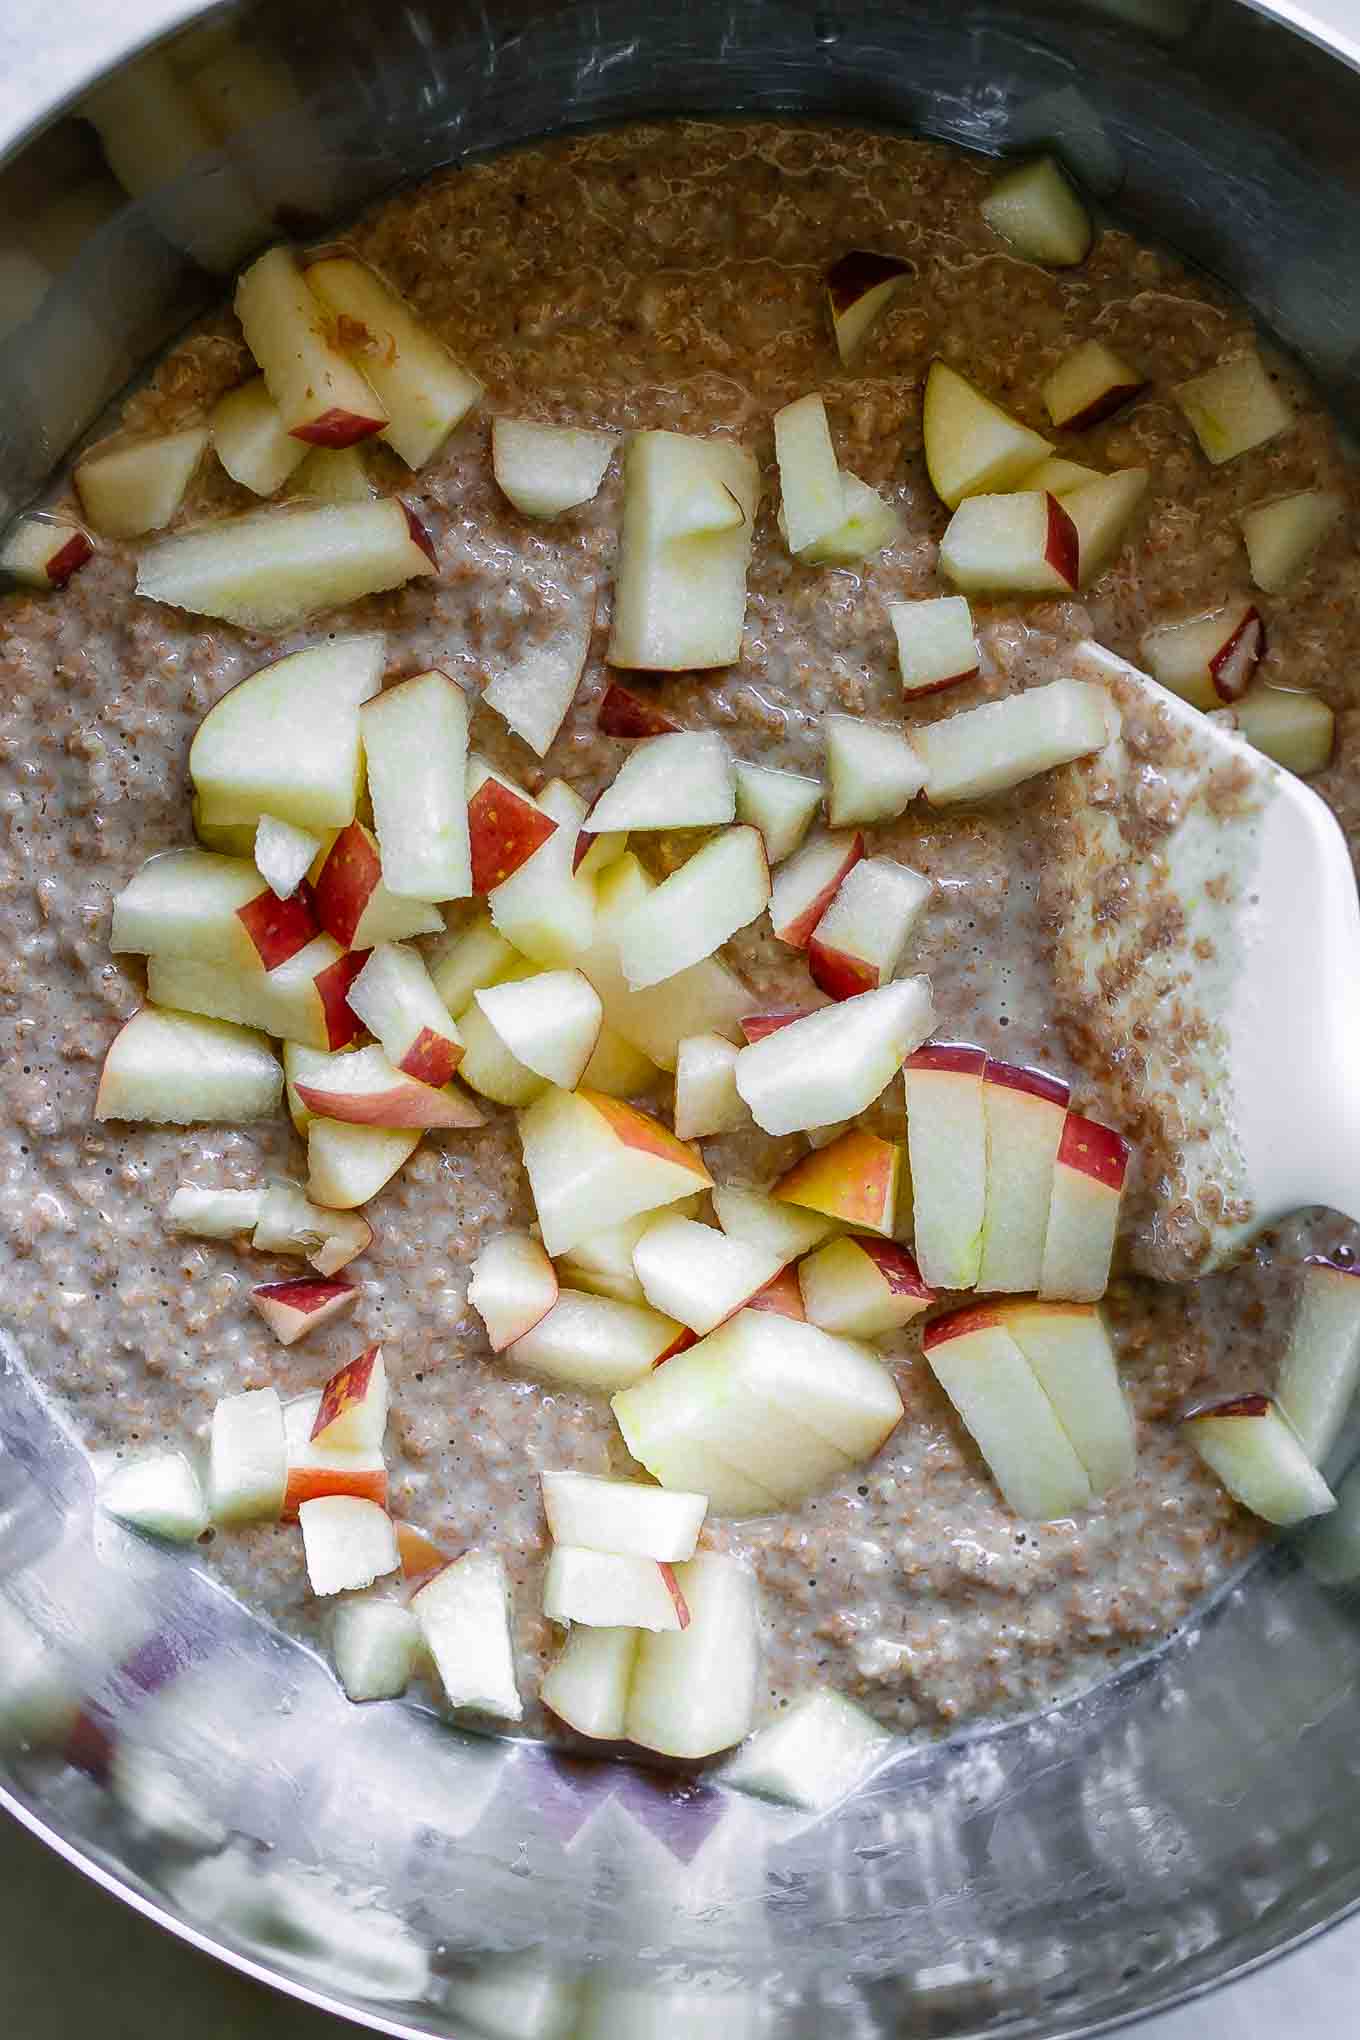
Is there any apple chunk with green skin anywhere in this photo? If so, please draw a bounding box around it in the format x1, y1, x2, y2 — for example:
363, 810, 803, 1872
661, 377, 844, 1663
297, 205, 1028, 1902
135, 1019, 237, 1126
469, 1232, 559, 1351
189, 633, 385, 833
332, 1602, 420, 1703
75, 426, 207, 539
825, 249, 911, 363
137, 498, 436, 631
475, 969, 602, 1090
307, 1120, 421, 1211
733, 759, 822, 864
294, 1044, 482, 1129
111, 849, 319, 971
608, 429, 760, 671
148, 935, 365, 1052
824, 716, 926, 826
769, 829, 864, 948
735, 976, 935, 1137
235, 245, 387, 447
1234, 686, 1334, 777
889, 595, 979, 698
411, 1549, 523, 1720
249, 1276, 358, 1347
300, 1495, 400, 1597
922, 360, 1052, 510
1241, 490, 1343, 595
282, 1388, 387, 1520
992, 1300, 1135, 1493
614, 825, 770, 990
361, 671, 472, 904
674, 1031, 749, 1140
798, 1235, 933, 1340
306, 255, 482, 468
773, 1130, 903, 1237
574, 853, 749, 1072
1174, 350, 1293, 465
980, 155, 1092, 266
809, 856, 932, 1000
721, 1689, 890, 1811
211, 375, 309, 495
1140, 601, 1264, 711
312, 822, 444, 948
903, 1044, 988, 1290
210, 1386, 287, 1526
1039, 1111, 1129, 1302
508, 1288, 690, 1391
977, 1058, 1071, 1294
540, 1625, 639, 1740
493, 417, 617, 518
923, 1305, 1092, 1519
774, 393, 844, 556
96, 1007, 282, 1125
0, 513, 93, 590
1276, 1258, 1360, 1466
348, 942, 464, 1087
1183, 1395, 1335, 1526
539, 1471, 707, 1562
100, 1453, 209, 1545
632, 1214, 784, 1336
544, 1547, 690, 1632
624, 1550, 758, 1759
587, 730, 735, 834
939, 490, 1079, 596
920, 678, 1113, 805
1041, 339, 1146, 430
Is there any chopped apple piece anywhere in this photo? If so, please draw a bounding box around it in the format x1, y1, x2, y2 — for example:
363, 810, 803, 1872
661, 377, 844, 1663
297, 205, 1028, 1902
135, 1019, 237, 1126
255, 815, 322, 901
798, 1236, 932, 1340
282, 1388, 386, 1519
517, 1086, 714, 1259
507, 1287, 688, 1390
614, 826, 769, 990
75, 427, 207, 539
786, 471, 903, 564
470, 1234, 560, 1352
774, 393, 844, 556
674, 1032, 749, 1140
1141, 600, 1264, 711
735, 976, 935, 1137
742, 1011, 809, 1042
306, 255, 482, 467
253, 1180, 372, 1276
922, 361, 1052, 509
189, 634, 385, 832
361, 671, 472, 903
312, 1344, 388, 1451
147, 936, 365, 1052
1064, 469, 1149, 586
111, 848, 317, 971
980, 155, 1092, 266
1183, 1395, 1334, 1526
544, 1547, 689, 1632
597, 682, 680, 739
332, 1601, 420, 1703
773, 1130, 903, 1238
587, 730, 734, 834
540, 1625, 639, 1739
249, 1276, 358, 1347
808, 856, 931, 1001
713, 1184, 839, 1266
661, 472, 748, 540
574, 853, 750, 1070
1021, 455, 1106, 494
166, 1184, 262, 1238
467, 759, 557, 893
471, 969, 601, 1090
556, 1211, 654, 1304
1175, 351, 1293, 464
732, 760, 821, 863
411, 1550, 523, 1719
1039, 1111, 1129, 1301
312, 822, 442, 948
540, 1471, 706, 1562
889, 595, 979, 698
235, 245, 387, 447
0, 513, 93, 590
348, 943, 464, 1086
939, 489, 1079, 595
824, 716, 926, 826
903, 1044, 988, 1290
721, 1689, 889, 1810
307, 1120, 421, 1210
427, 910, 521, 1018
825, 249, 911, 363
300, 1496, 400, 1597
211, 375, 308, 495
1276, 1258, 1360, 1465
769, 829, 865, 949
493, 417, 617, 518
100, 1453, 209, 1544
96, 1006, 282, 1124
394, 1520, 448, 1582
923, 1306, 1092, 1518
1241, 490, 1343, 594
624, 1551, 758, 1758
288, 445, 376, 503
456, 983, 548, 1109
137, 498, 436, 630
977, 1059, 1071, 1293
992, 1299, 1135, 1494
487, 776, 595, 964
920, 677, 1112, 804
748, 1265, 809, 1320
1041, 339, 1145, 429
580, 1024, 660, 1098
210, 1386, 286, 1526
633, 1214, 784, 1336
191, 804, 259, 858
482, 592, 594, 758
1233, 686, 1334, 776
608, 429, 760, 670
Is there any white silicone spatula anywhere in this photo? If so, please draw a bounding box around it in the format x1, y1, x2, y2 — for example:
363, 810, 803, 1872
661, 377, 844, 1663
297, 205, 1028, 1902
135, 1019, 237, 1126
1045, 641, 1360, 1280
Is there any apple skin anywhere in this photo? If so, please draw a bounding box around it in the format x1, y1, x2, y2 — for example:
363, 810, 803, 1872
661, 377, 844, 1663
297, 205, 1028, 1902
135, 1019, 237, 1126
808, 937, 876, 1002
282, 1464, 387, 1521
826, 248, 912, 317
315, 948, 369, 1050
394, 1519, 447, 1580
396, 1023, 463, 1087
289, 405, 386, 449
597, 682, 680, 739
906, 1042, 988, 1079
46, 530, 95, 587
741, 1010, 811, 1044
1057, 1111, 1129, 1190
1208, 606, 1264, 702
746, 1265, 807, 1320
1183, 1391, 1271, 1422
312, 1344, 383, 1444
773, 1128, 901, 1233
293, 1074, 481, 1130
921, 1301, 1007, 1351
235, 880, 319, 969
1044, 491, 1080, 591
653, 1326, 699, 1367
402, 502, 438, 565
313, 822, 381, 948
251, 1277, 357, 1344
1054, 380, 1148, 432
772, 832, 865, 948
858, 1237, 932, 1299
984, 1057, 1070, 1109
658, 1562, 692, 1629
467, 780, 558, 894
583, 1089, 711, 1178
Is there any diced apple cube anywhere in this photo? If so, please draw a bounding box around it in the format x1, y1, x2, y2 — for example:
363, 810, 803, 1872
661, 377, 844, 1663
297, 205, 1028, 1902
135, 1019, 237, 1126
95, 1006, 282, 1125
282, 1388, 387, 1519
348, 942, 464, 1086
824, 716, 926, 826
249, 1276, 358, 1347
235, 245, 387, 447
993, 1299, 1135, 1493
769, 829, 864, 949
721, 1689, 889, 1810
923, 1305, 1092, 1518
75, 427, 207, 539
674, 1032, 749, 1140
587, 730, 735, 834
889, 595, 979, 698
1241, 489, 1343, 594
0, 513, 93, 590
145, 938, 364, 1053
773, 1129, 903, 1237
580, 1024, 660, 1098
1041, 339, 1145, 429
332, 1601, 420, 1702
1276, 1258, 1360, 1465
493, 417, 617, 518
312, 1345, 389, 1452
311, 822, 442, 949
252, 1179, 373, 1276
1175, 351, 1293, 464
255, 814, 322, 901
506, 1288, 688, 1391
633, 1214, 784, 1335
100, 1452, 209, 1543
482, 591, 594, 758
1039, 1111, 1129, 1301
712, 1183, 839, 1265
774, 393, 844, 556
977, 1058, 1071, 1293
608, 430, 760, 670
798, 1235, 933, 1340
539, 1471, 707, 1562
735, 976, 936, 1137
1141, 600, 1264, 711
289, 444, 376, 503
903, 1044, 988, 1290
300, 1495, 400, 1596
808, 856, 932, 1001
475, 969, 603, 1090
1063, 469, 1149, 586
486, 776, 595, 965
790, 472, 902, 565
1183, 1395, 1334, 1526
920, 678, 1113, 805
456, 981, 549, 1108
111, 848, 317, 971
210, 1386, 287, 1526
307, 1120, 421, 1211
361, 671, 472, 902
543, 1547, 689, 1631
980, 155, 1092, 266
166, 1184, 262, 1239
469, 1232, 559, 1351
939, 490, 1079, 596
1233, 686, 1334, 776
825, 249, 911, 364
540, 1625, 639, 1740
922, 360, 1052, 509
211, 375, 308, 495
411, 1549, 523, 1720
427, 910, 521, 1019
518, 1085, 712, 1258
623, 1551, 758, 1759
614, 825, 769, 990
732, 760, 822, 863
306, 255, 482, 467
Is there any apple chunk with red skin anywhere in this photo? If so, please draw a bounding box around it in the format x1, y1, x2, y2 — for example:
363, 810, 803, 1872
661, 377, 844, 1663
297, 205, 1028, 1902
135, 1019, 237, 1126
1, 514, 94, 590
235, 245, 387, 447
825, 249, 911, 363
632, 1213, 785, 1336
741, 1010, 810, 1043
889, 595, 979, 699
977, 1058, 1071, 1294
347, 942, 464, 1087
736, 977, 935, 1138
111, 848, 318, 971
809, 856, 932, 1000
922, 360, 1052, 509
1182, 1394, 1335, 1526
1041, 340, 1146, 431
769, 830, 864, 949
922, 1305, 1092, 1519
466, 764, 558, 894
798, 1235, 933, 1339
294, 1045, 483, 1129
147, 935, 366, 1051
469, 1232, 559, 1352
306, 255, 483, 469
282, 1389, 386, 1521
249, 1276, 358, 1347
312, 822, 444, 948
773, 1129, 903, 1238
597, 682, 679, 739
903, 1044, 988, 1290
312, 1344, 389, 1452
990, 1299, 1135, 1494
1141, 601, 1264, 711
939, 490, 1079, 595
746, 1264, 807, 1321
1039, 1110, 1129, 1301
543, 1546, 690, 1632
517, 1084, 712, 1258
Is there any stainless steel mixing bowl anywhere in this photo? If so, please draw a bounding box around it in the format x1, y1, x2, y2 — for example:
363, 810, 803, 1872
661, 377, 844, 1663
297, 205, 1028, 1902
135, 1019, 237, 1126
4, 2, 1360, 2031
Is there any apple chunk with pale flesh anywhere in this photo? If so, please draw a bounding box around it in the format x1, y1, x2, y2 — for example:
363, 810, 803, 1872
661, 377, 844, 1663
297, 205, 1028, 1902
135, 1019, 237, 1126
722, 1688, 890, 1811
922, 360, 1052, 509
96, 1007, 282, 1125
939, 490, 1079, 596
75, 427, 207, 539
1064, 469, 1148, 587
411, 1549, 523, 1720
306, 255, 482, 468
289, 445, 375, 503
540, 1471, 707, 1562
544, 1547, 689, 1632
825, 249, 911, 363
980, 155, 1092, 266
614, 825, 770, 990
361, 671, 472, 903
632, 1214, 784, 1336
189, 634, 385, 834
282, 1388, 386, 1520
574, 852, 749, 1071
166, 1184, 262, 1239
733, 760, 822, 864
348, 942, 464, 1087
674, 1032, 749, 1140
923, 1306, 1092, 1519
992, 1300, 1135, 1493
608, 429, 760, 670
540, 1626, 639, 1740
493, 417, 617, 518
137, 498, 436, 631
249, 1277, 358, 1347
427, 910, 519, 1019
1241, 491, 1343, 595
798, 1236, 933, 1340
920, 678, 1113, 805
624, 1551, 758, 1759
255, 815, 322, 901
1276, 1258, 1360, 1466
308, 1121, 421, 1212
903, 1044, 988, 1290
1183, 1395, 1334, 1526
312, 823, 443, 948
235, 245, 387, 447
774, 393, 844, 557
300, 1496, 400, 1597
111, 848, 318, 971
147, 936, 365, 1053
587, 730, 735, 834
773, 1129, 903, 1238
487, 776, 594, 967
483, 589, 594, 759
1234, 686, 1334, 777
0, 514, 93, 590
100, 1454, 209, 1544
824, 716, 926, 826
252, 1179, 373, 1277
507, 1287, 689, 1391
790, 472, 902, 565
469, 1233, 559, 1351
1174, 351, 1293, 465
1039, 1111, 1129, 1302
809, 856, 932, 1000
713, 1183, 839, 1267
456, 978, 548, 1108
312, 1344, 389, 1452
770, 829, 865, 949
211, 375, 308, 495
332, 1602, 420, 1703
1041, 339, 1146, 430
210, 1386, 287, 1526
1021, 456, 1105, 495
1141, 600, 1264, 711
977, 1058, 1071, 1294
889, 595, 979, 698
735, 976, 935, 1138
475, 969, 603, 1090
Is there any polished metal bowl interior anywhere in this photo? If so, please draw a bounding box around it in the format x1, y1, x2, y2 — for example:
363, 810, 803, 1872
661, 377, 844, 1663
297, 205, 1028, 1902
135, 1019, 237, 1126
4, 2, 1360, 2032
